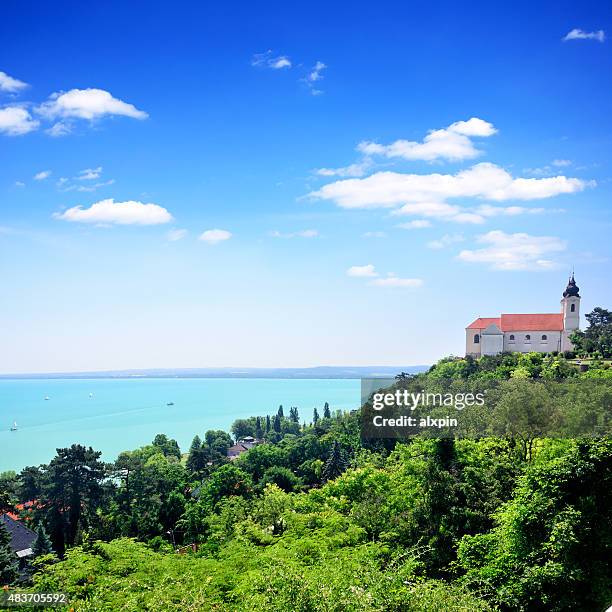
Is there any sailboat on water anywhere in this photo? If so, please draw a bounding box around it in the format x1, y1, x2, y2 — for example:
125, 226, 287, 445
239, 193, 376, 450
10, 421, 18, 431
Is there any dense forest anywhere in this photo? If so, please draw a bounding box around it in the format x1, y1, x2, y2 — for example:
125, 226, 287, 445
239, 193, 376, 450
1, 335, 611, 610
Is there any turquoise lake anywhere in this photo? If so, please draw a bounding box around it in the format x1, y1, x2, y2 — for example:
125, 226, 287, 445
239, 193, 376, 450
0, 378, 360, 472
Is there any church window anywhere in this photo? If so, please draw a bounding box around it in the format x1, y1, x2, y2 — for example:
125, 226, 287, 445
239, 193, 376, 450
509, 334, 515, 341
571, 304, 575, 312
525, 334, 531, 341
474, 334, 480, 344
542, 334, 547, 341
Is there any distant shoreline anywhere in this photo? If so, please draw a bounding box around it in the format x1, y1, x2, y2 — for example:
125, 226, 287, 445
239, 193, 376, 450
0, 365, 429, 381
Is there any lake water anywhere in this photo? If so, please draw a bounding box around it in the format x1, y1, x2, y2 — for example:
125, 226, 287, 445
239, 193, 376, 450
0, 378, 360, 472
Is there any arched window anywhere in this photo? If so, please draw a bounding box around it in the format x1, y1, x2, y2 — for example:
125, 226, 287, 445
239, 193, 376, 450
542, 334, 547, 341
509, 334, 515, 341
474, 334, 480, 344
571, 304, 575, 312
525, 334, 531, 341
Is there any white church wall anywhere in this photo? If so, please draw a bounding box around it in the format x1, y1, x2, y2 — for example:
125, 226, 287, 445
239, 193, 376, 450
465, 330, 482, 357
482, 333, 504, 356
504, 330, 563, 353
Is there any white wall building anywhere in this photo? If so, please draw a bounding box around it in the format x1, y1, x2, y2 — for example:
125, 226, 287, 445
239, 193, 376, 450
466, 275, 581, 357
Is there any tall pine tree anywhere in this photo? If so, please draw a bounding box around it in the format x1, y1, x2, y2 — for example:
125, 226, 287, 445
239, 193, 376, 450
323, 441, 348, 482
32, 524, 53, 557
0, 520, 18, 585
323, 402, 331, 419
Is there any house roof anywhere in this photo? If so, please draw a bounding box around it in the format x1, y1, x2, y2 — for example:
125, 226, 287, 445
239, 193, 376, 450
0, 514, 37, 557
466, 317, 501, 330
500, 313, 564, 331
467, 313, 564, 332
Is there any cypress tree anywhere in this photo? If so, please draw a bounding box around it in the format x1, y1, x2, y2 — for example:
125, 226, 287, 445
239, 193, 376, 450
186, 435, 203, 473
32, 524, 53, 557
323, 441, 348, 482
277, 405, 284, 419
273, 414, 281, 433
289, 406, 299, 422
323, 402, 331, 419
313, 407, 320, 424
0, 520, 18, 585
266, 415, 271, 432
255, 416, 263, 439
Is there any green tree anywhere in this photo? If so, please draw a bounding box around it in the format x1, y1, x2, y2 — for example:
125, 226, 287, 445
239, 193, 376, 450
186, 435, 204, 474
322, 441, 348, 481
231, 419, 256, 440
152, 434, 181, 460
273, 414, 281, 433
18, 466, 44, 503
313, 407, 320, 424
277, 405, 284, 419
289, 407, 299, 422
44, 444, 106, 554
0, 520, 18, 585
570, 307, 612, 357
203, 465, 253, 507
259, 466, 302, 493
32, 524, 54, 556
255, 416, 264, 439
323, 402, 331, 419
458, 438, 612, 611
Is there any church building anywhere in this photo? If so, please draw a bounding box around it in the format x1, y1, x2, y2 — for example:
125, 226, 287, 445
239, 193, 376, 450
465, 275, 581, 357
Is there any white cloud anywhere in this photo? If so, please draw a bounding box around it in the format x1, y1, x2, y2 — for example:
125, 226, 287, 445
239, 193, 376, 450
78, 167, 103, 180
563, 29, 605, 42
474, 204, 548, 217
46, 121, 71, 137
0, 106, 40, 135
54, 198, 172, 225
357, 117, 497, 163
270, 229, 319, 239
308, 61, 326, 82
303, 61, 327, 95
397, 219, 432, 229
315, 158, 373, 178
38, 88, 148, 121
457, 230, 566, 271
371, 275, 423, 288
552, 159, 572, 167
199, 229, 232, 244
251, 51, 292, 69
0, 71, 28, 93
167, 228, 188, 241
15, 181, 25, 187
34, 170, 51, 181
311, 162, 588, 210
347, 264, 378, 277
427, 233, 464, 249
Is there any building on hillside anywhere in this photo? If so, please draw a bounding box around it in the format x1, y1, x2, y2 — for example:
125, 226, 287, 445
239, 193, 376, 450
227, 436, 261, 460
0, 513, 37, 569
466, 275, 581, 357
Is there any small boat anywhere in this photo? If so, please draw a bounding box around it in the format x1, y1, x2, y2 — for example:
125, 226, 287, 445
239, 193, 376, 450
10, 421, 17, 431
44, 396, 50, 401
166, 402, 175, 406
89, 393, 94, 399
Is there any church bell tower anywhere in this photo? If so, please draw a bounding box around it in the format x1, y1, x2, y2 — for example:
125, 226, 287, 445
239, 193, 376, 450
561, 273, 581, 331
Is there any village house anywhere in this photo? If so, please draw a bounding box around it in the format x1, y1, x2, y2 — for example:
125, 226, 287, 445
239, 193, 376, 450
227, 435, 260, 460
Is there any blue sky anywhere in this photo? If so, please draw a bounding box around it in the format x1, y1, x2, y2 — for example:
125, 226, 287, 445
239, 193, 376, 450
1, 0, 611, 373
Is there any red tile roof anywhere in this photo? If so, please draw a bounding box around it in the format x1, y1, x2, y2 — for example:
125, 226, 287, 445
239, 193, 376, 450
466, 317, 501, 330
500, 313, 563, 331
467, 313, 563, 332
